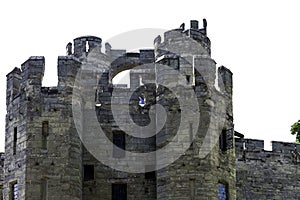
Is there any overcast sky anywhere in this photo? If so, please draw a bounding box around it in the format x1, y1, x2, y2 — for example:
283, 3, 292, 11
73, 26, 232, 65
0, 0, 299, 151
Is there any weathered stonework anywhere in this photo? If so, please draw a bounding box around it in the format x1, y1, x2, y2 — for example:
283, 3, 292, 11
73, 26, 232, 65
7, 19, 300, 200
235, 138, 300, 199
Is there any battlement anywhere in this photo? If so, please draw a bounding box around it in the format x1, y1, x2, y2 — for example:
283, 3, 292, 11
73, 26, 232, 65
154, 19, 211, 56
236, 138, 300, 152
236, 137, 300, 198
235, 138, 300, 163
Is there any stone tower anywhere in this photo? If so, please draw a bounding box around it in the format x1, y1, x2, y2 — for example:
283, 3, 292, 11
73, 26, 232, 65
4, 20, 236, 199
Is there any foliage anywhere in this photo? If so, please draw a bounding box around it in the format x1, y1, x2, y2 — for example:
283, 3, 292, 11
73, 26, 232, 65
290, 120, 300, 143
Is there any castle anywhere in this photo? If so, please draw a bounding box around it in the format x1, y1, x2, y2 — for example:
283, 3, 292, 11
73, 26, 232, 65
1, 20, 299, 200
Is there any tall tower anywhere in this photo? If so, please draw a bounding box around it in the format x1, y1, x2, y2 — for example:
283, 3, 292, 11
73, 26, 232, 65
4, 53, 83, 199
154, 20, 235, 199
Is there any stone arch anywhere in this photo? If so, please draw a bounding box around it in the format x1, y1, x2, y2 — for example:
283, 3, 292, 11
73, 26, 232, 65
110, 53, 141, 80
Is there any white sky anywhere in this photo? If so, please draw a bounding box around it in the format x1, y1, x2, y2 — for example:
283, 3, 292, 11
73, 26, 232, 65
0, 0, 299, 151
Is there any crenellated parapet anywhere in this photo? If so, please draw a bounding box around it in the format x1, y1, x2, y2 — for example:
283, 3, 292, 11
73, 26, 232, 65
154, 19, 211, 58
235, 138, 300, 164
236, 137, 300, 199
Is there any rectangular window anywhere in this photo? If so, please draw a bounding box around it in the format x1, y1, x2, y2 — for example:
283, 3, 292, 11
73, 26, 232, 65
112, 183, 127, 200
13, 127, 17, 155
41, 179, 48, 200
83, 165, 94, 181
113, 132, 125, 158
42, 121, 49, 149
190, 178, 195, 200
219, 129, 234, 152
219, 130, 227, 152
10, 181, 18, 200
186, 75, 191, 84
218, 182, 228, 200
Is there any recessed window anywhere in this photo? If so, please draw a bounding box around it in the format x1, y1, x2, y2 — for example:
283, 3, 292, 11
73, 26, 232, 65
219, 129, 227, 152
113, 132, 125, 158
41, 179, 48, 200
190, 178, 195, 200
84, 165, 94, 181
13, 127, 17, 155
218, 182, 228, 200
186, 75, 191, 84
42, 121, 49, 149
10, 181, 18, 200
112, 183, 127, 200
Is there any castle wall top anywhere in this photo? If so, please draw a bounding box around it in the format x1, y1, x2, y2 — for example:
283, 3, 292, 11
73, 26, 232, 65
235, 138, 300, 153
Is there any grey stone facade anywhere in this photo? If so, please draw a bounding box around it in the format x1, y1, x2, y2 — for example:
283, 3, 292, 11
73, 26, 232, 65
235, 138, 300, 199
2, 19, 298, 200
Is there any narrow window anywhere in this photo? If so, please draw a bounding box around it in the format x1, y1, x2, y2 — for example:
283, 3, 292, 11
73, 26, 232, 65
219, 130, 227, 152
190, 178, 195, 200
10, 181, 18, 200
41, 179, 48, 200
13, 127, 17, 155
86, 41, 90, 53
218, 182, 228, 200
112, 183, 127, 200
186, 75, 191, 84
189, 122, 194, 148
42, 121, 49, 149
83, 165, 94, 181
113, 132, 125, 158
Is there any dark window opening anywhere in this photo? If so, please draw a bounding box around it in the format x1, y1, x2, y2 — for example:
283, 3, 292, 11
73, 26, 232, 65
84, 165, 94, 181
113, 132, 125, 158
145, 171, 156, 180
186, 75, 191, 84
145, 165, 156, 180
42, 121, 49, 149
219, 129, 226, 151
218, 182, 228, 200
112, 183, 127, 200
219, 129, 234, 152
13, 127, 17, 155
145, 168, 156, 180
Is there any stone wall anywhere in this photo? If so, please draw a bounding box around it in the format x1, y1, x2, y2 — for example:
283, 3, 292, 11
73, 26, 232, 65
236, 138, 300, 199
4, 56, 83, 200
3, 20, 236, 199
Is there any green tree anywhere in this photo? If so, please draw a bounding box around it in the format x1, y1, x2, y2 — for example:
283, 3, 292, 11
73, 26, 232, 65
290, 120, 300, 143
